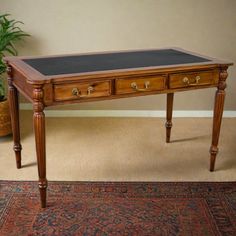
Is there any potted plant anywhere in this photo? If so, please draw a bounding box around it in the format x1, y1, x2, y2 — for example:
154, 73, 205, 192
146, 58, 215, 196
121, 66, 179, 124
0, 14, 29, 136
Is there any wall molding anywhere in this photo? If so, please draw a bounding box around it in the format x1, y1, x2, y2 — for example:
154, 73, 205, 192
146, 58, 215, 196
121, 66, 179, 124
19, 103, 236, 118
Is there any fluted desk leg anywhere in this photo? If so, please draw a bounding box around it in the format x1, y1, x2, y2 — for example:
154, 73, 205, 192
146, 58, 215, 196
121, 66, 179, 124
33, 85, 47, 208
7, 66, 22, 169
210, 67, 228, 171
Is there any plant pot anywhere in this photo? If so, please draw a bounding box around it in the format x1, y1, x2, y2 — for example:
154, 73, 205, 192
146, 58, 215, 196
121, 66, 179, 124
0, 99, 12, 136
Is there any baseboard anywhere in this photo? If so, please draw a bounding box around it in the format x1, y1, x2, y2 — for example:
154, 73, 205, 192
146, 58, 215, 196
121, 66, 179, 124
19, 103, 236, 118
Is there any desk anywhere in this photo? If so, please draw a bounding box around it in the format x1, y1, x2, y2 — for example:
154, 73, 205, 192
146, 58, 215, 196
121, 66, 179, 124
4, 48, 233, 208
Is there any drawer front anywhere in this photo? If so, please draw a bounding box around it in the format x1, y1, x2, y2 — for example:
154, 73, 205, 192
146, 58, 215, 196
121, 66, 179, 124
54, 80, 111, 101
169, 70, 219, 89
116, 75, 166, 95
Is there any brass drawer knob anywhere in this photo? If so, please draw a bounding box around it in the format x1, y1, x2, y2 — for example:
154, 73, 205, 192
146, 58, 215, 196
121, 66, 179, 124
72, 86, 95, 97
87, 86, 94, 95
182, 77, 189, 84
182, 76, 201, 86
195, 75, 201, 83
72, 88, 80, 96
131, 81, 150, 91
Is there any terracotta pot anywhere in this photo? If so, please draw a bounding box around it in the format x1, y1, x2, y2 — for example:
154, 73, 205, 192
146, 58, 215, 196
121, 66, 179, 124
0, 99, 12, 136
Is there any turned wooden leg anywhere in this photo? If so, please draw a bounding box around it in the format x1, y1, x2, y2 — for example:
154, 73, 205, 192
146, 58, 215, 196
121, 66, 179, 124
7, 66, 22, 169
209, 67, 228, 171
33, 85, 47, 208
165, 93, 174, 143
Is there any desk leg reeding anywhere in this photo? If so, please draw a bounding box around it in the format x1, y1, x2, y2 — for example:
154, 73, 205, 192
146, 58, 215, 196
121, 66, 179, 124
209, 67, 228, 171
33, 85, 47, 208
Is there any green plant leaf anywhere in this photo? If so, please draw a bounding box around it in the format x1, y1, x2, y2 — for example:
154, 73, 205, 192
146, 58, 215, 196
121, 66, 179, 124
4, 46, 16, 56
0, 13, 29, 100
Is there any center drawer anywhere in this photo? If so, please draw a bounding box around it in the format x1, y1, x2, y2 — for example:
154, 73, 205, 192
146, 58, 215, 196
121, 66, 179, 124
115, 75, 166, 95
54, 80, 111, 101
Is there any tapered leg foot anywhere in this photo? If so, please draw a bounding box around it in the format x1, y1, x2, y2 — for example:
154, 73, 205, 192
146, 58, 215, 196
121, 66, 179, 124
210, 146, 218, 171
39, 180, 48, 208
14, 144, 22, 169
166, 93, 174, 143
16, 153, 21, 169
165, 122, 172, 143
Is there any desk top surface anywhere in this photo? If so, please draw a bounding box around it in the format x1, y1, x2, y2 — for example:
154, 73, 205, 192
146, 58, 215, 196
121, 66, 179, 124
5, 48, 232, 81
22, 49, 211, 76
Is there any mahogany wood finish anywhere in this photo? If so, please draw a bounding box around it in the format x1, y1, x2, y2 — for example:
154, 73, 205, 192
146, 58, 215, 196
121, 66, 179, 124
169, 69, 219, 89
7, 66, 22, 169
54, 80, 111, 102
166, 93, 174, 143
115, 75, 166, 94
4, 48, 233, 208
33, 84, 47, 208
209, 67, 228, 172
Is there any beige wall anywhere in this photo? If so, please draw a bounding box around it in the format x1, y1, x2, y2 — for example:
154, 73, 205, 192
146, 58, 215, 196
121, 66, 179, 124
1, 0, 235, 110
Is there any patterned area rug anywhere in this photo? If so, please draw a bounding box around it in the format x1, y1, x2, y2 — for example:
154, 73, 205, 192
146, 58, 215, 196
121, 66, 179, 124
0, 181, 235, 236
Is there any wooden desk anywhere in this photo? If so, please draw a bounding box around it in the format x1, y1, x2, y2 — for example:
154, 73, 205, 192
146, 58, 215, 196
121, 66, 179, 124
4, 48, 233, 208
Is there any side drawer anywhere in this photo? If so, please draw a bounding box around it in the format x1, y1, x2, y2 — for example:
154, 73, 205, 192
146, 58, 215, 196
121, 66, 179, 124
115, 75, 166, 95
54, 80, 111, 101
169, 70, 219, 89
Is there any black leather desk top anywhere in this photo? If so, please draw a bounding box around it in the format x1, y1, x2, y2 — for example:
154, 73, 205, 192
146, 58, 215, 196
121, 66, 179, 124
23, 49, 210, 76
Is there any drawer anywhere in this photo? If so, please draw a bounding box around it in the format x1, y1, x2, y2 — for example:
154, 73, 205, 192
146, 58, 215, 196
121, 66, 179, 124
54, 80, 111, 101
169, 70, 219, 89
116, 75, 166, 95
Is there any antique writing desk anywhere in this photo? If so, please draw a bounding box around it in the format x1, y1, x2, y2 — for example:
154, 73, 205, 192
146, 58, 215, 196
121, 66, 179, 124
4, 48, 233, 208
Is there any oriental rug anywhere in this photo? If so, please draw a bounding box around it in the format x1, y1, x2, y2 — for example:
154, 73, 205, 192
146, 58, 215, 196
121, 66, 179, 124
0, 181, 235, 235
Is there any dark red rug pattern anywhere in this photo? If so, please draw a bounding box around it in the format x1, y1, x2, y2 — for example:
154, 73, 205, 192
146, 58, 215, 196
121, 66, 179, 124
0, 181, 235, 235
